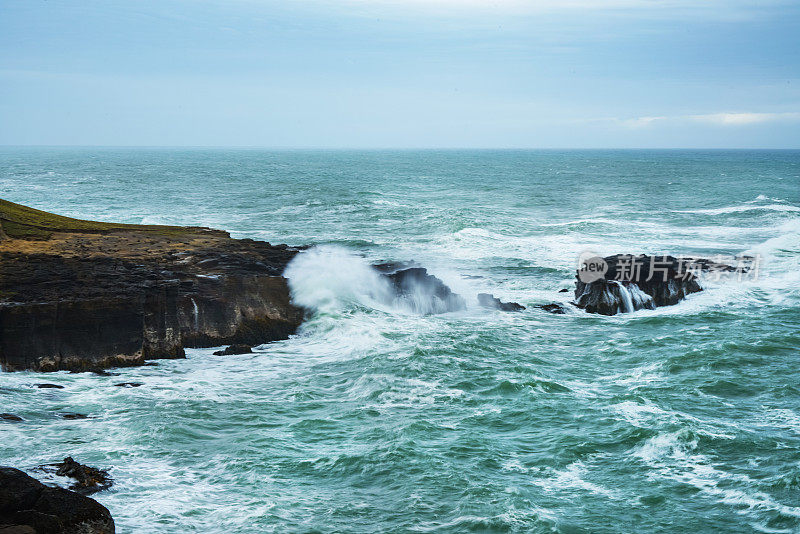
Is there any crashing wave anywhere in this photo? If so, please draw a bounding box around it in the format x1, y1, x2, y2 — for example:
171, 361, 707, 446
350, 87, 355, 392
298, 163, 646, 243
285, 247, 467, 316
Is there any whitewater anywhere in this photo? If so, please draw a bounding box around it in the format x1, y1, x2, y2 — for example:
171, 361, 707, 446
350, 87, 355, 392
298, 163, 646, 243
1, 148, 799, 533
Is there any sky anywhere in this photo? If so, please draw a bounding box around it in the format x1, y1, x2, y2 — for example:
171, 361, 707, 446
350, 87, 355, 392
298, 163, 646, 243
0, 0, 799, 148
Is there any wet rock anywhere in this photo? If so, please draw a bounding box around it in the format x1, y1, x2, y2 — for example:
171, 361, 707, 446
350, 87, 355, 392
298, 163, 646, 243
477, 293, 526, 312
113, 382, 142, 388
574, 279, 658, 315
34, 384, 64, 389
372, 261, 419, 273
0, 526, 36, 534
0, 466, 114, 533
535, 303, 567, 314
383, 267, 466, 314
558, 288, 569, 293
0, 414, 22, 422
58, 413, 89, 420
573, 254, 732, 315
50, 458, 113, 495
90, 370, 120, 377
212, 344, 253, 356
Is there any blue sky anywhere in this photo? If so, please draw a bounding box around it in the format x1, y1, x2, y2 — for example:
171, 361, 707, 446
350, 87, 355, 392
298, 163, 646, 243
1, 0, 798, 147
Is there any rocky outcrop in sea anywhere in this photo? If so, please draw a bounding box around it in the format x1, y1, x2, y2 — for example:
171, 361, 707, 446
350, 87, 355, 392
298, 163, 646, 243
573, 254, 743, 315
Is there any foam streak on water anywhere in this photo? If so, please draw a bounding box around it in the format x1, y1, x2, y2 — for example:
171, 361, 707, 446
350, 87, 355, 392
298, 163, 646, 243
1, 149, 799, 533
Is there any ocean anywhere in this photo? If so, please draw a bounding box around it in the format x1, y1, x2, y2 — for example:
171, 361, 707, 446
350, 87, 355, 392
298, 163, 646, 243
1, 148, 799, 533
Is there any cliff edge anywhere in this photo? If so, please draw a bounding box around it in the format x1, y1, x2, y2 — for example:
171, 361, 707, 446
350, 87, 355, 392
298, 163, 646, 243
0, 199, 304, 371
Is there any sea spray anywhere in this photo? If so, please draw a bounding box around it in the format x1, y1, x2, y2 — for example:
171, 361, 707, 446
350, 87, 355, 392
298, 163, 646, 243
190, 297, 199, 330
627, 283, 656, 311
284, 246, 394, 315
286, 246, 471, 317
613, 281, 635, 313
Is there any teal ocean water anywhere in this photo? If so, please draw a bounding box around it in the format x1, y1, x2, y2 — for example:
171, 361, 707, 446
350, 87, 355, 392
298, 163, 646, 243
1, 148, 800, 533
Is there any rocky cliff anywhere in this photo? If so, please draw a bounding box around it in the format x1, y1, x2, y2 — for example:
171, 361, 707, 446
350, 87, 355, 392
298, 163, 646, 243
0, 199, 304, 372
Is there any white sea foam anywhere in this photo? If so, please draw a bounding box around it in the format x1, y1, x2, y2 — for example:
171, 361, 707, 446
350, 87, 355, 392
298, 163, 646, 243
285, 246, 395, 314
628, 283, 655, 309
285, 245, 477, 319
676, 204, 800, 215
633, 430, 800, 519
531, 461, 622, 500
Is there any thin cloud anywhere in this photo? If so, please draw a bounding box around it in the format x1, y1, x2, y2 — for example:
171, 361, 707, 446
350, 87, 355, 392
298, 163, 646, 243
690, 112, 800, 125
590, 112, 800, 128
341, 0, 790, 15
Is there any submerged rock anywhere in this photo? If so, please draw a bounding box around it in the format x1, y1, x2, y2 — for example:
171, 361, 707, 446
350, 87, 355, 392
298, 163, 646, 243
113, 382, 142, 388
58, 413, 89, 421
382, 267, 466, 314
212, 344, 253, 356
477, 293, 526, 312
535, 303, 567, 314
573, 254, 737, 315
34, 384, 64, 389
0, 466, 114, 533
0, 414, 22, 422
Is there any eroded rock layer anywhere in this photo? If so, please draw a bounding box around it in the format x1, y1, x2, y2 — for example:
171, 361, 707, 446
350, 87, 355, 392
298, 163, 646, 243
0, 199, 304, 371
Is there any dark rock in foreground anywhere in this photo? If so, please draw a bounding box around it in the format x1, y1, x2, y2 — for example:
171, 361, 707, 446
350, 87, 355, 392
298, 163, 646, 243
477, 293, 525, 312
382, 267, 466, 314
574, 254, 739, 315
0, 466, 114, 533
0, 198, 304, 372
212, 344, 253, 356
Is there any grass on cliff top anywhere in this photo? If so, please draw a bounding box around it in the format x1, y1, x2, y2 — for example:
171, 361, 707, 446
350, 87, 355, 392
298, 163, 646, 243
0, 198, 219, 240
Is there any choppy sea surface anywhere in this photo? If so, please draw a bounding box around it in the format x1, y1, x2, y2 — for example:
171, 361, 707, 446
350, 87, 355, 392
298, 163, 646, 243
1, 148, 799, 533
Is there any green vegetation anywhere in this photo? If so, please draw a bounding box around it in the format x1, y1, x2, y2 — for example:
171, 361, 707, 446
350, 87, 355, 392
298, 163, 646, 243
0, 198, 208, 240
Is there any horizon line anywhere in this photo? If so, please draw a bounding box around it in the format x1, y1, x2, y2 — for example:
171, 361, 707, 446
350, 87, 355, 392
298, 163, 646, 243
1, 145, 800, 151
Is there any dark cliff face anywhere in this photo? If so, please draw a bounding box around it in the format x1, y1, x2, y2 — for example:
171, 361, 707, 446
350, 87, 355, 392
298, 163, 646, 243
0, 247, 304, 372
0, 200, 305, 372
